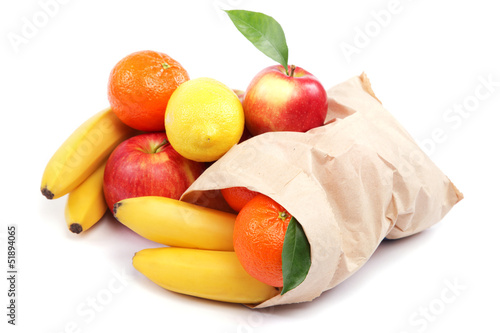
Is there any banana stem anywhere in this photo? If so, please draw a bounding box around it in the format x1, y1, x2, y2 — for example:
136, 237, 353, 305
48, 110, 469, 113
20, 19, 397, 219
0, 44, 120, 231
69, 223, 83, 234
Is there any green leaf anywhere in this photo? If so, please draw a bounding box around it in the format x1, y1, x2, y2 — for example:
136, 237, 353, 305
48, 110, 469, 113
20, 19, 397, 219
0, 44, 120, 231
281, 217, 311, 295
225, 9, 289, 75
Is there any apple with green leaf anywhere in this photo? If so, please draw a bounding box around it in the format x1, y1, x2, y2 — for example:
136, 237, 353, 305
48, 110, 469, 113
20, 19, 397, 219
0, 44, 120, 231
226, 10, 329, 136
103, 132, 205, 211
225, 9, 313, 296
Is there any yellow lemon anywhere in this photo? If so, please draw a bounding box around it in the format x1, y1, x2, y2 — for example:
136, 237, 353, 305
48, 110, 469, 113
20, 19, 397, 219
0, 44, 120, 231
165, 77, 245, 162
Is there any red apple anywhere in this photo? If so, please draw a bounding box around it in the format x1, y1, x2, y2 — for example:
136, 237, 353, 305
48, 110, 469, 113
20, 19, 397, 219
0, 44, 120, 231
243, 64, 328, 135
103, 132, 205, 211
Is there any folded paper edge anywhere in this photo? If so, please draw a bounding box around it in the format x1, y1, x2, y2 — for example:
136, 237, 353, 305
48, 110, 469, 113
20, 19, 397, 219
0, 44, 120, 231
451, 179, 464, 202
359, 72, 382, 104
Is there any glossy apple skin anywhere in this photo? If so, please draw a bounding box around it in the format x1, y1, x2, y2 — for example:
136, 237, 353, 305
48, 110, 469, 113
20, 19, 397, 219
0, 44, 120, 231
243, 65, 328, 135
103, 132, 205, 211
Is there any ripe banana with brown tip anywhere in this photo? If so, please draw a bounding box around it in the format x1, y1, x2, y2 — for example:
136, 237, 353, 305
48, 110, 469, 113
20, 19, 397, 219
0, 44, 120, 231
65, 161, 107, 234
113, 196, 235, 250
41, 107, 136, 200
133, 247, 279, 304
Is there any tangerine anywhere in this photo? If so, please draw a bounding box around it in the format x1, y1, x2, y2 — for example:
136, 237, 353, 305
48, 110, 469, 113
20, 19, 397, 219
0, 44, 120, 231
221, 187, 259, 212
233, 194, 291, 287
108, 50, 189, 131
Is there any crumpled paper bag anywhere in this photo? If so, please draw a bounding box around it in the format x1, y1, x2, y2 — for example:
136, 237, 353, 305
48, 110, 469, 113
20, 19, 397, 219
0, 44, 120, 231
181, 73, 463, 308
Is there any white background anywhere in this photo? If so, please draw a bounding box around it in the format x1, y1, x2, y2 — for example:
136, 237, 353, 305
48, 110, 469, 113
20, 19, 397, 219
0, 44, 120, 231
1, 0, 499, 332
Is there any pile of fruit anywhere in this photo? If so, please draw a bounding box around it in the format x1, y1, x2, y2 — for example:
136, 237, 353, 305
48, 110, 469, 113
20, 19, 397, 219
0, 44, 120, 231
40, 10, 327, 303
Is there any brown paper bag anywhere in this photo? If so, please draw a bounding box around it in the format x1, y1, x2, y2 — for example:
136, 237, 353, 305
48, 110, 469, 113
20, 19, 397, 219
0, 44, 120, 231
181, 73, 463, 308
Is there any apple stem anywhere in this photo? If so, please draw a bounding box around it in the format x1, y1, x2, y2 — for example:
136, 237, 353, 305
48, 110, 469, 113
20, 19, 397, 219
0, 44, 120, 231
289, 64, 296, 77
153, 139, 169, 153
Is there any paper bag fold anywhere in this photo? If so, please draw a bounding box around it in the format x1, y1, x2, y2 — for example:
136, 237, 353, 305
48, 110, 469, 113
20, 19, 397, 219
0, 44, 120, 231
181, 73, 463, 308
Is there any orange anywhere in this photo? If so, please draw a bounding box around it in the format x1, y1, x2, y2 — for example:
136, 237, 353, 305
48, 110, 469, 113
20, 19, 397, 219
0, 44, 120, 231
108, 50, 189, 131
233, 194, 291, 287
221, 186, 259, 212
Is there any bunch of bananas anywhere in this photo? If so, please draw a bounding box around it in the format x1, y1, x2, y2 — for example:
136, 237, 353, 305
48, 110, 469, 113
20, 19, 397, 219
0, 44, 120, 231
40, 107, 137, 233
41, 108, 278, 304
117, 196, 278, 304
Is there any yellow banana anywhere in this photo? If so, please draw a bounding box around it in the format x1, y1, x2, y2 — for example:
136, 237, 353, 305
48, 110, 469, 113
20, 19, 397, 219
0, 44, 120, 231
133, 247, 279, 304
113, 196, 235, 250
41, 107, 136, 200
65, 161, 107, 234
